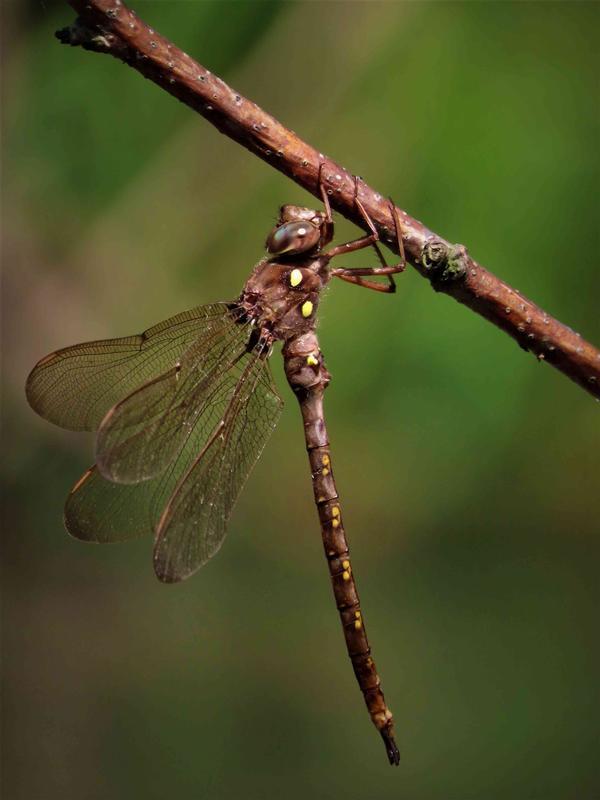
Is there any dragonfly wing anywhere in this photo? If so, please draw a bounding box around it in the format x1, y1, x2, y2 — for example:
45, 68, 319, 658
64, 363, 247, 543
65, 465, 156, 542
94, 311, 250, 483
64, 333, 280, 551
153, 354, 283, 583
26, 303, 235, 431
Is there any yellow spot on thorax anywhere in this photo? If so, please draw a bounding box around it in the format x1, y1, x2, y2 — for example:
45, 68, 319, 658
301, 300, 313, 318
290, 268, 303, 287
306, 353, 318, 366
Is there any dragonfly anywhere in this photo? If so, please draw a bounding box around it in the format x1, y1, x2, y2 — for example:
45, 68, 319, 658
26, 172, 406, 766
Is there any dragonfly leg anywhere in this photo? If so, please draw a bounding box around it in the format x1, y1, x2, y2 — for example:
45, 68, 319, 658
333, 270, 398, 294
331, 259, 402, 293
318, 161, 333, 224
316, 162, 336, 247
374, 197, 407, 292
325, 185, 407, 292
322, 176, 381, 259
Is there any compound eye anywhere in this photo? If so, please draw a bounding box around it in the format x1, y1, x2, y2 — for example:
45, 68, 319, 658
266, 221, 320, 256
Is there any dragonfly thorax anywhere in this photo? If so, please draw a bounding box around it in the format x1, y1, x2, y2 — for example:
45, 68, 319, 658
238, 255, 330, 345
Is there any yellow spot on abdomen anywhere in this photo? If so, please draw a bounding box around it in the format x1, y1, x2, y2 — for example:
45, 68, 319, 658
342, 559, 350, 569
332, 506, 340, 517
290, 268, 303, 287
342, 570, 351, 581
322, 454, 330, 466
301, 300, 313, 318
306, 353, 318, 366
332, 518, 340, 528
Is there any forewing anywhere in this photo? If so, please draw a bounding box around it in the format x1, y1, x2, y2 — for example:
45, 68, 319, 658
153, 355, 283, 583
94, 311, 250, 483
26, 303, 234, 431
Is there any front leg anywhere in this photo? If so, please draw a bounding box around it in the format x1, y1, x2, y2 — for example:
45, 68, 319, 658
319, 173, 381, 259
329, 198, 407, 292
332, 264, 405, 294
320, 184, 406, 293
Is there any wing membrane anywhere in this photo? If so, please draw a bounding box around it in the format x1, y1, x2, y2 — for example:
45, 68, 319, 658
65, 465, 156, 542
95, 311, 250, 483
26, 303, 234, 431
153, 354, 282, 583
65, 345, 282, 568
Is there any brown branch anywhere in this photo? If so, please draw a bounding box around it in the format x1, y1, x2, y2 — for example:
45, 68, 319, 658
57, 0, 600, 400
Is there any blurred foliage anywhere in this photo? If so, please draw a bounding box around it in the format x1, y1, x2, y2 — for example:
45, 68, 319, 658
2, 2, 599, 799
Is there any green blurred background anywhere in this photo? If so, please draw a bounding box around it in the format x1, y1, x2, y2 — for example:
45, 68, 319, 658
2, 2, 599, 798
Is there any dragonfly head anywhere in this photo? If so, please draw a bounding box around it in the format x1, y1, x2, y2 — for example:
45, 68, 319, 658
266, 205, 333, 258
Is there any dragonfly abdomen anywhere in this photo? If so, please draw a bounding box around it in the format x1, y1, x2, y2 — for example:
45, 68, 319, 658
283, 331, 400, 765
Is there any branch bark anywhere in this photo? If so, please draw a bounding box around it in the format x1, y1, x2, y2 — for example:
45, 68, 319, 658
57, 0, 600, 400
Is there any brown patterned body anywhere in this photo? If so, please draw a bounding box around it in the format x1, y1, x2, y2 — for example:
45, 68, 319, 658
282, 330, 399, 764
26, 192, 402, 765
232, 201, 401, 764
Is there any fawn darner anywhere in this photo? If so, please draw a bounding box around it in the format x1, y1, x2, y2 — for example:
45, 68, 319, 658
26, 174, 406, 765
